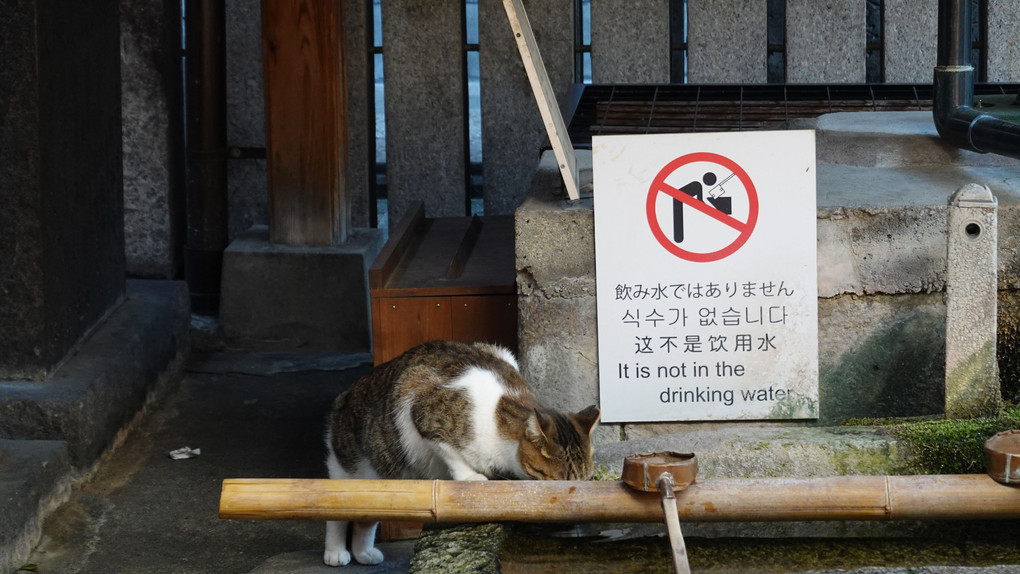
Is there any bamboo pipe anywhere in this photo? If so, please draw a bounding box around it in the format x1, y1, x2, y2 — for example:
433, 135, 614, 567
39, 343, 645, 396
220, 474, 1020, 523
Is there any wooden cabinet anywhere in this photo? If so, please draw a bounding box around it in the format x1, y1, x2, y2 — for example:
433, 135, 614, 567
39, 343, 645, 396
369, 202, 518, 366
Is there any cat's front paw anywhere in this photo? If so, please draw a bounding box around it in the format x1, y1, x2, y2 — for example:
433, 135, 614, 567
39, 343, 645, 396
323, 547, 352, 567
355, 547, 385, 565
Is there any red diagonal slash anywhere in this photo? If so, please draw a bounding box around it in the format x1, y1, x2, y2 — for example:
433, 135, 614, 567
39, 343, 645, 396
656, 181, 749, 233
645, 152, 758, 263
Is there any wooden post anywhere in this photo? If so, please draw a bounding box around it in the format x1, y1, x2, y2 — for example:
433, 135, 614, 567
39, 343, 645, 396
261, 0, 349, 245
501, 0, 580, 201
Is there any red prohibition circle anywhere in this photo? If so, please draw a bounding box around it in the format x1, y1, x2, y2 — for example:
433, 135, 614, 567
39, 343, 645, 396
645, 152, 758, 262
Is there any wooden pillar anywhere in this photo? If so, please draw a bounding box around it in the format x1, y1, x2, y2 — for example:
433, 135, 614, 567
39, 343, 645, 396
261, 0, 349, 245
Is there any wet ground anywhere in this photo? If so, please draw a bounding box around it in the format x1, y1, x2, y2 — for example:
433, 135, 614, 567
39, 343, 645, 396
19, 352, 412, 574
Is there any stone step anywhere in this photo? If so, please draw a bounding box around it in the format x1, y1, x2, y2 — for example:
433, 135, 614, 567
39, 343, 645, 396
595, 425, 905, 480
0, 439, 72, 574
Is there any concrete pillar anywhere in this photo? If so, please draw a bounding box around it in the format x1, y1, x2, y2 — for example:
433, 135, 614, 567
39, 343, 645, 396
122, 0, 184, 278
590, 0, 670, 84
687, 0, 767, 84
884, 0, 937, 83
344, 0, 373, 228
382, 1, 465, 221
945, 184, 1000, 419
479, 0, 575, 216
226, 0, 269, 240
987, 0, 1020, 82
786, 0, 865, 83
0, 0, 126, 381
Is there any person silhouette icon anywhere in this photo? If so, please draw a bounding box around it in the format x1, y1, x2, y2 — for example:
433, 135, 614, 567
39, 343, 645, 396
673, 172, 717, 243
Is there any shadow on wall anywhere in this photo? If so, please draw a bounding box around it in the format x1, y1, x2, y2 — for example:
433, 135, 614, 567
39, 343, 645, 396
820, 300, 946, 425
997, 292, 1020, 405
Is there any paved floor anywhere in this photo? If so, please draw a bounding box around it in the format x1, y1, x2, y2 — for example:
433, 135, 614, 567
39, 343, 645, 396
20, 352, 410, 574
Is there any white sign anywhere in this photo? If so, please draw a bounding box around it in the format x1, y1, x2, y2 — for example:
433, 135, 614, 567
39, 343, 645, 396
593, 131, 818, 423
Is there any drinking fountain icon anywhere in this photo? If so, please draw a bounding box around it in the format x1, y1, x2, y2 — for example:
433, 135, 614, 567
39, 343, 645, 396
672, 171, 736, 244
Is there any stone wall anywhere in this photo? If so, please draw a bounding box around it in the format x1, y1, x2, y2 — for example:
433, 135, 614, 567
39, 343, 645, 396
515, 113, 1020, 437
1, 0, 126, 380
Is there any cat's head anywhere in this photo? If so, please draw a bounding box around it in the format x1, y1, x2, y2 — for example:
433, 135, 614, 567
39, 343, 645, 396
518, 405, 601, 480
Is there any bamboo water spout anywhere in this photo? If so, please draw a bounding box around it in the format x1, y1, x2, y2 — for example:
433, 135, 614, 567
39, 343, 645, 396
219, 474, 1020, 524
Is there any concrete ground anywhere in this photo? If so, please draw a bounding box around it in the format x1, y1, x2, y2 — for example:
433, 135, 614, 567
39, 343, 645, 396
16, 352, 412, 574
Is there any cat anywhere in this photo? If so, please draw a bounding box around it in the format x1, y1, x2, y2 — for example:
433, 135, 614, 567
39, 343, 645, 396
322, 339, 600, 567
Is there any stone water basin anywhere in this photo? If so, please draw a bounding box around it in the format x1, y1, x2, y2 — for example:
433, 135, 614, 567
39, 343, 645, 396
411, 521, 1020, 573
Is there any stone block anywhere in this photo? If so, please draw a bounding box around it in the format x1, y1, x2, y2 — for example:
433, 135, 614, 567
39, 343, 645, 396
219, 225, 385, 352
515, 154, 595, 288
0, 440, 72, 574
479, 0, 575, 216
801, 111, 1020, 168
817, 293, 946, 425
517, 280, 598, 413
382, 1, 465, 221
0, 280, 190, 468
687, 0, 767, 84
786, 0, 865, 83
122, 0, 183, 278
590, 0, 670, 84
883, 0, 937, 83
987, 0, 1020, 82
945, 184, 1000, 418
0, 0, 125, 381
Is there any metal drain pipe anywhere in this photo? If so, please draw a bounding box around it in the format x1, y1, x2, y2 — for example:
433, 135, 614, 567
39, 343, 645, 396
220, 475, 1020, 523
933, 0, 1020, 159
183, 0, 229, 315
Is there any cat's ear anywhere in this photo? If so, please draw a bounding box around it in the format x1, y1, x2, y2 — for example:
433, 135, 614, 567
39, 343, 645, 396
526, 409, 555, 443
571, 405, 601, 438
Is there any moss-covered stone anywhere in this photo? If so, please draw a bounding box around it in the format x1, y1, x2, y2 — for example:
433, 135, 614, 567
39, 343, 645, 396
410, 523, 504, 574
845, 406, 1020, 475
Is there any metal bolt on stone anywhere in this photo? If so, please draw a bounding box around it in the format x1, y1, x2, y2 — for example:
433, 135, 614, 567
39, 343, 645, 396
945, 183, 1001, 419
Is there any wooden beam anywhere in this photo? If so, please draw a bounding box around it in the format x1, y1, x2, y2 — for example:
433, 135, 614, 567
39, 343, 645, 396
261, 0, 349, 245
501, 0, 580, 201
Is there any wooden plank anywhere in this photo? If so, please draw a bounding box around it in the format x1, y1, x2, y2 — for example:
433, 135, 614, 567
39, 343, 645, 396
447, 215, 484, 279
501, 0, 580, 201
368, 201, 426, 289
372, 296, 453, 365
262, 0, 348, 245
371, 215, 516, 293
371, 283, 514, 300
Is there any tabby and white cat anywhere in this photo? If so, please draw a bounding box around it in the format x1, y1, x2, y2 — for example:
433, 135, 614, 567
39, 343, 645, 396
322, 340, 600, 567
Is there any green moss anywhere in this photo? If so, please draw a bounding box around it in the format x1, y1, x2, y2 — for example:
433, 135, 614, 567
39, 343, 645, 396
845, 405, 1020, 475
996, 292, 1020, 404
590, 464, 621, 481
945, 339, 1001, 419
765, 392, 817, 419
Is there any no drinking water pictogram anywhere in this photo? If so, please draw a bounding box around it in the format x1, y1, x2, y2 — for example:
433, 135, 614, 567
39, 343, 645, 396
646, 152, 758, 262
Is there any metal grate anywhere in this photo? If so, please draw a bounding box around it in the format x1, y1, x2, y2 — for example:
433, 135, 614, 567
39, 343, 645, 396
567, 83, 1020, 147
